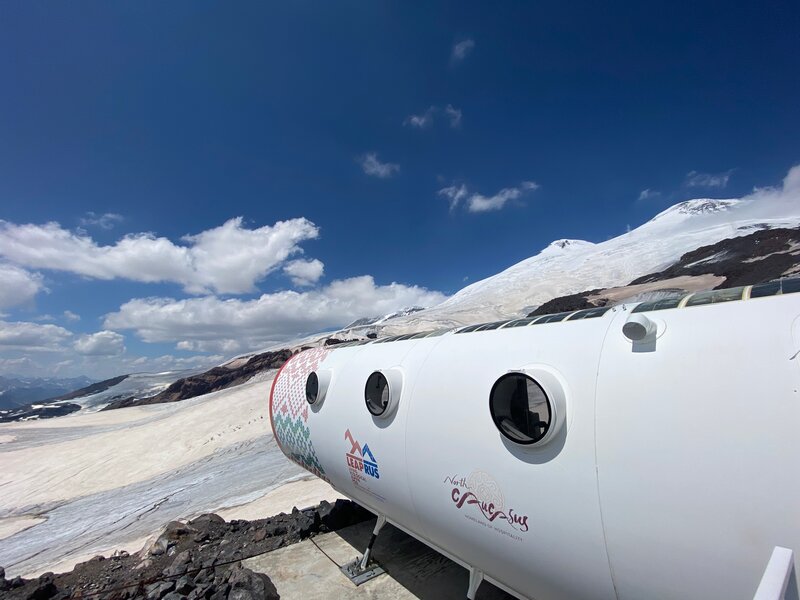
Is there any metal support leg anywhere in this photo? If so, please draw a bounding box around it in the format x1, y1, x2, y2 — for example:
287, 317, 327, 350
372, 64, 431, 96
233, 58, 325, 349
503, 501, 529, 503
467, 567, 484, 600
340, 515, 387, 585
359, 515, 387, 570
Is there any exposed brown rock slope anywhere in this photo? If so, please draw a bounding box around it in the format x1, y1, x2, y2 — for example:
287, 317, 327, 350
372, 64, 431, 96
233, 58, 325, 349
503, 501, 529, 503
528, 226, 800, 316
102, 350, 292, 411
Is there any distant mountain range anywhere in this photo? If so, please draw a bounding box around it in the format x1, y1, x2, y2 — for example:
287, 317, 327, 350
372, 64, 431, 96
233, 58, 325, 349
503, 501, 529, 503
0, 375, 93, 410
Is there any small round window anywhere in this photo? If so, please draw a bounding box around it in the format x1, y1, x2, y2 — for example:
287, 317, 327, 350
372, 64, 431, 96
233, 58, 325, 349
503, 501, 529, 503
305, 372, 320, 405
365, 372, 390, 416
490, 373, 551, 445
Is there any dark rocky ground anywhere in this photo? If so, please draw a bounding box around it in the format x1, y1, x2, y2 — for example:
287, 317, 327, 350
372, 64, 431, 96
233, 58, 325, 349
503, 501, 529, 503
0, 402, 83, 424
0, 500, 372, 600
527, 226, 800, 317
50, 377, 130, 403
629, 225, 800, 287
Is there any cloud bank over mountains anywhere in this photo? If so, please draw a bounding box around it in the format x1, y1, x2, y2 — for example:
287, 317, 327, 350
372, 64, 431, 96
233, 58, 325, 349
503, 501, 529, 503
0, 216, 448, 376
0, 217, 320, 295
105, 276, 447, 354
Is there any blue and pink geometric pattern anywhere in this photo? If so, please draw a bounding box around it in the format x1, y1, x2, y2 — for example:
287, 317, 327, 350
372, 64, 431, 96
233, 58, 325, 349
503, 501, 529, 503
269, 347, 330, 480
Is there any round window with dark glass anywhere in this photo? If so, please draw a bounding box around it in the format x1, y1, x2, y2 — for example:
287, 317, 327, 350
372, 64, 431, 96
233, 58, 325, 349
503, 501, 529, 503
365, 372, 390, 416
305, 372, 320, 405
490, 373, 551, 445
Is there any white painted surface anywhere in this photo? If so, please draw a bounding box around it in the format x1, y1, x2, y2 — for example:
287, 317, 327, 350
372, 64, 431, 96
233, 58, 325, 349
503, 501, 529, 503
753, 547, 796, 600
273, 290, 800, 600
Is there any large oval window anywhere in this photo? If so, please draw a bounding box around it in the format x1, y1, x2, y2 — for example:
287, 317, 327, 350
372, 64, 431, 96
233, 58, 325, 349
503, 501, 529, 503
305, 372, 320, 405
490, 373, 552, 445
365, 371, 391, 416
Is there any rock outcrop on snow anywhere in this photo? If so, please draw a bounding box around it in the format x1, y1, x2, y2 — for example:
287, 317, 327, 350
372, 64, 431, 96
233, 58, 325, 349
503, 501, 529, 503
525, 226, 800, 316
0, 500, 371, 600
102, 350, 292, 411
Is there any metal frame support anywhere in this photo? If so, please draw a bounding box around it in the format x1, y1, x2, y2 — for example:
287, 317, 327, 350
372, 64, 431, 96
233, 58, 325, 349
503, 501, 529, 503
467, 567, 484, 600
340, 515, 388, 586
359, 515, 387, 570
753, 547, 798, 600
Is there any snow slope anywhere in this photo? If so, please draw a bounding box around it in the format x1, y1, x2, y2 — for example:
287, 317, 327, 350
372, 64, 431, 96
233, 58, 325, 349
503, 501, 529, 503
370, 196, 800, 333
0, 377, 307, 577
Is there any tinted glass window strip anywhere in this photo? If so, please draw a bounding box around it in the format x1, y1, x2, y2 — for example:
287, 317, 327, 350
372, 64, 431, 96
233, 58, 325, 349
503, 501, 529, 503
424, 329, 452, 338
632, 296, 685, 313
750, 281, 782, 298
476, 320, 512, 331
456, 324, 485, 334
502, 318, 537, 328
782, 277, 800, 294
567, 306, 611, 320
533, 312, 571, 324
687, 287, 746, 307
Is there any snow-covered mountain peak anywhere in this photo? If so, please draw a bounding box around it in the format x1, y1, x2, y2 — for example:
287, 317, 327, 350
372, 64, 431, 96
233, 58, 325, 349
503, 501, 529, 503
544, 238, 595, 251
648, 199, 741, 223
367, 192, 799, 333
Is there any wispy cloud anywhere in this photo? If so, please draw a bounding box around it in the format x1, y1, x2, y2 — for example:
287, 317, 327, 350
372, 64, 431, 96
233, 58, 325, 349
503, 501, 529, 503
359, 152, 400, 178
63, 310, 80, 322
439, 180, 539, 213
79, 212, 124, 230
451, 38, 475, 63
404, 105, 463, 130
638, 188, 661, 201
444, 104, 462, 128
685, 169, 733, 188
404, 106, 436, 129
438, 184, 469, 211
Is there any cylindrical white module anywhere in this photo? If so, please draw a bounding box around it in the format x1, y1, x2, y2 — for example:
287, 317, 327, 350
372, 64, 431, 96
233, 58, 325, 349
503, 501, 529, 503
270, 279, 800, 600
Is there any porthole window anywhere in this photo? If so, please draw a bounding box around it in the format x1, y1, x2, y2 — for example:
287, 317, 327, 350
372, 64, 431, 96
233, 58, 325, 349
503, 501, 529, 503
305, 372, 320, 405
305, 369, 332, 408
490, 373, 552, 445
365, 372, 391, 416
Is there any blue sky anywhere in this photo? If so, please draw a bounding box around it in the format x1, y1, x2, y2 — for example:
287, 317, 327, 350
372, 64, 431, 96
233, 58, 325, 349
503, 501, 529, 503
1, 1, 798, 378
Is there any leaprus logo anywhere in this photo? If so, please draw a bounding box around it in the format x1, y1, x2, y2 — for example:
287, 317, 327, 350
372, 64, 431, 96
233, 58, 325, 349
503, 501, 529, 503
345, 429, 380, 480
444, 471, 529, 540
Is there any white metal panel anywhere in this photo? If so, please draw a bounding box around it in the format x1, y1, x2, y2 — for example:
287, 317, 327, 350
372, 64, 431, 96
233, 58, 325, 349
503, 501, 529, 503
596, 297, 800, 599
404, 318, 618, 600
305, 338, 443, 534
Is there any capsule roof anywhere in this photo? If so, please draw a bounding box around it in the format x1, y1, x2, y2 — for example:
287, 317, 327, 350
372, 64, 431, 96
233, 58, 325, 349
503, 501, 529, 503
331, 276, 800, 348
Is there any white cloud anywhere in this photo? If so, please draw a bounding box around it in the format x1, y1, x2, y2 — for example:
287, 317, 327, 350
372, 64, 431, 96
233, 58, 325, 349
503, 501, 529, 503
283, 258, 324, 287
451, 39, 475, 63
444, 104, 462, 128
733, 163, 800, 221
440, 180, 539, 213
104, 276, 448, 355
404, 106, 436, 129
438, 184, 469, 211
74, 330, 126, 356
638, 188, 661, 201
79, 212, 124, 230
0, 321, 72, 351
0, 356, 39, 376
63, 310, 81, 322
0, 217, 320, 294
0, 263, 45, 309
685, 169, 733, 188
359, 153, 400, 178
404, 105, 463, 130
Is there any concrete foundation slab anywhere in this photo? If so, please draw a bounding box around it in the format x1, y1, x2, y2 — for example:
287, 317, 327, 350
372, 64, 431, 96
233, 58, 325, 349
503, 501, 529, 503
243, 518, 516, 600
